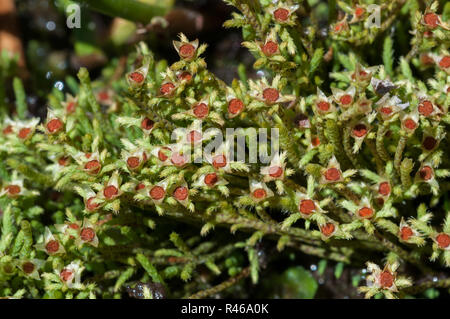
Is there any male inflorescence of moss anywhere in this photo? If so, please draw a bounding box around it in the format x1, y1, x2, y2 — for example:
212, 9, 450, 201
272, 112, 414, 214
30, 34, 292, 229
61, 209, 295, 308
0, 0, 449, 299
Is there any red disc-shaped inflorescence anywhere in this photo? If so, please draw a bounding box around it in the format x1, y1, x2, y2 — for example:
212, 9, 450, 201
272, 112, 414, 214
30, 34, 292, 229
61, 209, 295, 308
252, 188, 267, 199
103, 185, 118, 199
403, 118, 417, 130
352, 124, 368, 137
274, 8, 289, 21
84, 160, 101, 175
400, 226, 413, 241
171, 152, 186, 167
339, 94, 352, 106
228, 98, 244, 114
127, 157, 141, 169
380, 107, 393, 115
379, 271, 394, 288
263, 88, 279, 103
311, 136, 320, 147
178, 71, 192, 82
212, 154, 227, 169
141, 117, 154, 131
334, 23, 344, 32
179, 44, 196, 59
135, 183, 145, 191
150, 186, 165, 200
58, 156, 69, 166
204, 173, 218, 186
66, 101, 76, 113
18, 127, 31, 139
320, 223, 335, 236
193, 103, 209, 118
129, 72, 145, 83
378, 182, 391, 196
5, 185, 21, 196
355, 7, 365, 17
269, 165, 283, 178
299, 199, 315, 215
86, 197, 99, 211
60, 269, 73, 282
262, 41, 278, 56
419, 166, 433, 180
439, 56, 450, 69
2, 125, 13, 135
317, 101, 330, 111
422, 136, 437, 151
22, 262, 35, 274
45, 240, 60, 253
436, 233, 450, 249
158, 147, 170, 162
358, 207, 374, 218
47, 118, 63, 134
98, 91, 110, 102
424, 13, 439, 28
160, 82, 175, 96
69, 223, 79, 230
324, 168, 341, 181
173, 186, 188, 201
418, 101, 434, 116
351, 70, 368, 80
80, 227, 96, 242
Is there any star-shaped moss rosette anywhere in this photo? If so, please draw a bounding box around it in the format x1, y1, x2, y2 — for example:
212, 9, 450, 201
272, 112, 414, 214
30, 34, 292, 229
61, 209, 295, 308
397, 218, 425, 246
41, 260, 85, 291
260, 152, 294, 193
339, 196, 397, 235
73, 185, 105, 213
358, 164, 398, 203
358, 261, 412, 299
173, 34, 200, 62
248, 75, 295, 110
34, 227, 65, 256
306, 156, 357, 186
348, 112, 377, 154
418, 126, 445, 161
166, 178, 195, 212
331, 15, 350, 35
243, 28, 296, 69
347, 63, 378, 88
15, 259, 45, 280
0, 174, 39, 199
313, 88, 337, 116
225, 82, 248, 119
409, 209, 450, 266
420, 4, 450, 31
281, 175, 332, 230
60, 93, 78, 115
268, 2, 299, 26
171, 93, 225, 126
204, 140, 249, 174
